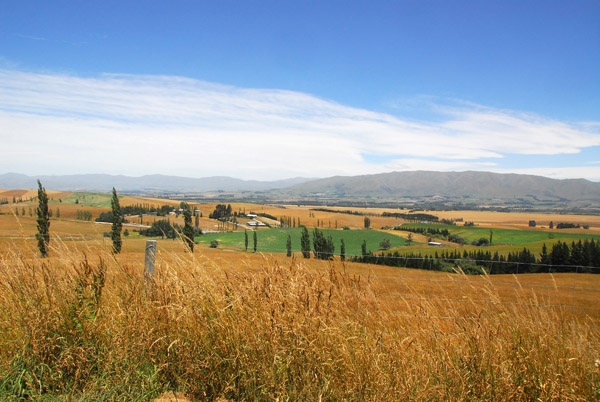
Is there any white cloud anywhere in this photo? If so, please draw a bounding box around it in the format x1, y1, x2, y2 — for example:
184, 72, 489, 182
1, 69, 599, 180
491, 167, 600, 182
383, 159, 497, 172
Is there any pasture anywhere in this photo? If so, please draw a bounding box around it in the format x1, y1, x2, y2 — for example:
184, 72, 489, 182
198, 227, 409, 255
58, 192, 116, 208
400, 222, 600, 245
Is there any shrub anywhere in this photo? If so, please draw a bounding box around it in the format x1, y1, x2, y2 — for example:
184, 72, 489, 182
471, 237, 489, 246
379, 238, 391, 250
448, 234, 466, 245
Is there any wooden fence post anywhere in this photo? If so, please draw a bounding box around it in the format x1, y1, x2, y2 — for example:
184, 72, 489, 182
145, 240, 157, 278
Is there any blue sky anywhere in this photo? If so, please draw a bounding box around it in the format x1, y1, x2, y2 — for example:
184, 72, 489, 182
1, 0, 599, 180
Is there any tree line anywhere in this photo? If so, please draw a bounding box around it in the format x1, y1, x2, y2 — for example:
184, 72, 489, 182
381, 212, 439, 222
120, 203, 174, 216
308, 208, 440, 223
350, 239, 600, 275
393, 226, 467, 245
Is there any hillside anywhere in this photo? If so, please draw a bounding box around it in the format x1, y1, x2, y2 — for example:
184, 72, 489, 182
281, 170, 600, 205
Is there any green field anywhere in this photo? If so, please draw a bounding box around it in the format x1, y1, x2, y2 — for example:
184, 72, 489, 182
57, 192, 120, 208
197, 228, 409, 256
400, 223, 600, 245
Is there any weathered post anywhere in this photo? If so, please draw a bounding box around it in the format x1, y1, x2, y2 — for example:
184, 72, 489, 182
145, 240, 157, 278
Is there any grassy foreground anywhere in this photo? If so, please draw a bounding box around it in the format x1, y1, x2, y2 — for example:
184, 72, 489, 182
1, 242, 599, 401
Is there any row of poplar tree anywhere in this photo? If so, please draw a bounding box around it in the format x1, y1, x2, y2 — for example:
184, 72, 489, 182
34, 181, 198, 257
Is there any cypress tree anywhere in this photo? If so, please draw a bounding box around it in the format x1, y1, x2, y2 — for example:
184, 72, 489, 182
245, 230, 248, 250
182, 203, 194, 252
300, 226, 311, 258
326, 235, 335, 260
313, 228, 326, 259
111, 187, 122, 254
35, 180, 50, 257
253, 230, 257, 252
340, 239, 345, 261
286, 234, 292, 257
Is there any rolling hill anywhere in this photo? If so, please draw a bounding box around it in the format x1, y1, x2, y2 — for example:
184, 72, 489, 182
280, 171, 600, 205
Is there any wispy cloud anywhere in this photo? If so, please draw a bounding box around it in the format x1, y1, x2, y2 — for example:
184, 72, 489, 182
1, 69, 599, 180
14, 34, 46, 41
492, 166, 600, 182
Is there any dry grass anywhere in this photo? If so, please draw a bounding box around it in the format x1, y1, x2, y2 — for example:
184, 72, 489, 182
0, 237, 599, 401
1, 200, 600, 400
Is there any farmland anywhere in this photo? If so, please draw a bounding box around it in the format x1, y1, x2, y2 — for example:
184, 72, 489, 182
399, 222, 600, 245
1, 190, 600, 400
198, 227, 409, 255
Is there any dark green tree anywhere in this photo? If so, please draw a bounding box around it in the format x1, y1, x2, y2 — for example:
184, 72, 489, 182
300, 226, 311, 258
35, 180, 50, 257
340, 239, 346, 261
361, 240, 367, 256
364, 216, 371, 229
540, 243, 550, 265
245, 230, 248, 250
111, 187, 122, 254
139, 219, 176, 239
253, 230, 257, 252
286, 234, 292, 257
312, 228, 334, 260
182, 203, 194, 252
56, 207, 60, 218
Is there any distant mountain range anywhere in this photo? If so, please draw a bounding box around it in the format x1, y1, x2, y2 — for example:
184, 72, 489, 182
0, 173, 312, 193
281, 171, 600, 202
2, 171, 600, 207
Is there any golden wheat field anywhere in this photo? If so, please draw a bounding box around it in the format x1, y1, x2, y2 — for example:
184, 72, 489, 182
1, 195, 600, 400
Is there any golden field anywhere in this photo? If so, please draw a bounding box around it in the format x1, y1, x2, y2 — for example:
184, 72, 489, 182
1, 194, 600, 400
